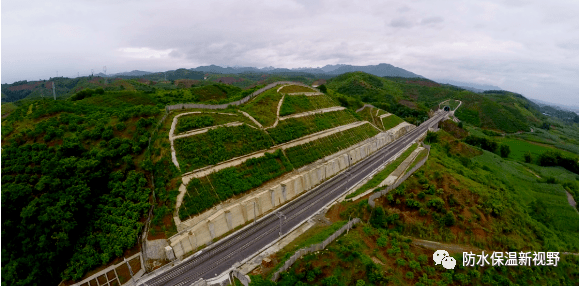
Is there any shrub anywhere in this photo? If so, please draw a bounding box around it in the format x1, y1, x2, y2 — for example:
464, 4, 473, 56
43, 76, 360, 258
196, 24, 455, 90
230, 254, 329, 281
425, 131, 439, 143
444, 211, 456, 226
427, 198, 445, 211
524, 151, 532, 163
499, 144, 511, 158
396, 258, 407, 266
406, 199, 421, 209
116, 122, 126, 131
377, 235, 389, 247
409, 260, 421, 270
406, 271, 415, 280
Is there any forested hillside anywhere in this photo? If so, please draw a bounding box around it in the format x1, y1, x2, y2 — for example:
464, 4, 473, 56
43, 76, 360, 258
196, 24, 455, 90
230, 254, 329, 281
0, 92, 167, 284
324, 72, 547, 133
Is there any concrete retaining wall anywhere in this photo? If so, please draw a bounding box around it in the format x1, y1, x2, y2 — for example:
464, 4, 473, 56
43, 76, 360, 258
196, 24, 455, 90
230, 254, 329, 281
368, 144, 431, 208
271, 218, 361, 282
168, 123, 416, 260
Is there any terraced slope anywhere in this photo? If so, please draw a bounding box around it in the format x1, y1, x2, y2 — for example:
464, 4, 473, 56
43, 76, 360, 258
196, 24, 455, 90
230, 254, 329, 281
174, 124, 274, 173
175, 112, 256, 134
170, 82, 409, 223
268, 110, 358, 144
280, 94, 339, 116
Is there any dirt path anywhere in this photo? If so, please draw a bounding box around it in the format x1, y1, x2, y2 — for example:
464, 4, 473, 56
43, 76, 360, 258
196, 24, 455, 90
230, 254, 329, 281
566, 191, 578, 210
412, 238, 482, 255
526, 168, 541, 178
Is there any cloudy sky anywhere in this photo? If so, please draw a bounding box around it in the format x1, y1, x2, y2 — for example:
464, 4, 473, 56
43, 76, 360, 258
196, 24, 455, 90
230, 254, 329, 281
2, 0, 578, 105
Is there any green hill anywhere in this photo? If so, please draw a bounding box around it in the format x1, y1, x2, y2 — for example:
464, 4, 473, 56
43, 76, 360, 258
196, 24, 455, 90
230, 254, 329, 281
324, 72, 546, 133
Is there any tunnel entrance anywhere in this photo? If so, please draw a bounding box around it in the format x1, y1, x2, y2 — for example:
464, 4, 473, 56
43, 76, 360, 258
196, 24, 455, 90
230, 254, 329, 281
443, 106, 451, 111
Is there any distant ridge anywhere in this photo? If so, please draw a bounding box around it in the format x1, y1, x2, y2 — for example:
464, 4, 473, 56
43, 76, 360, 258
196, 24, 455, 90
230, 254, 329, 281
435, 79, 502, 92
187, 63, 423, 78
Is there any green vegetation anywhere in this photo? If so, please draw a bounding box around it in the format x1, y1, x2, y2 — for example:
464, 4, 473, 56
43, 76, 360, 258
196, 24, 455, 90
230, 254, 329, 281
1, 94, 161, 284
279, 94, 338, 116
1, 102, 17, 117
285, 123, 380, 169
381, 114, 405, 130
179, 150, 293, 219
175, 112, 255, 134
537, 150, 579, 175
265, 221, 579, 286
267, 220, 348, 278
278, 85, 316, 93
241, 87, 283, 127
407, 148, 428, 171
325, 72, 547, 133
174, 124, 274, 173
267, 110, 358, 144
356, 106, 387, 130
346, 143, 419, 199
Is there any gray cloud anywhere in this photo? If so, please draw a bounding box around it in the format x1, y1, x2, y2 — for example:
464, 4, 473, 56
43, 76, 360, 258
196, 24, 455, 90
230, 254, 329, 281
2, 0, 579, 106
389, 17, 414, 28
420, 16, 444, 25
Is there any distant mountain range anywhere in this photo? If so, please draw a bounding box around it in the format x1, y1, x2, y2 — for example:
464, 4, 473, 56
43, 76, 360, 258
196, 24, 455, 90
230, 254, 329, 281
101, 63, 424, 79
529, 98, 579, 114
434, 79, 502, 93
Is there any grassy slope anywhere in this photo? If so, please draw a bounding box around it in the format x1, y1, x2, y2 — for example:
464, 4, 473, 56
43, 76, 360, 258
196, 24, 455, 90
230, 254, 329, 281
267, 110, 358, 144
278, 85, 316, 93
381, 114, 405, 130
174, 124, 274, 173
356, 106, 386, 130
175, 112, 257, 134
279, 94, 339, 116
285, 123, 380, 169
179, 150, 293, 220
241, 87, 283, 127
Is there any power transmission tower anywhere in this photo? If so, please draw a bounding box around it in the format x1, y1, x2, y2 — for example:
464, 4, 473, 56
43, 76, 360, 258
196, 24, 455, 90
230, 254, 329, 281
91, 69, 94, 76
103, 66, 107, 84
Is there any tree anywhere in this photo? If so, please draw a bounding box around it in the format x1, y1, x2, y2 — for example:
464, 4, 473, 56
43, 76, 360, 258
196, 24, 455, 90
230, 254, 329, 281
318, 84, 327, 93
541, 122, 550, 130
458, 121, 464, 129
499, 144, 511, 158
425, 131, 438, 144
524, 151, 532, 163
444, 211, 456, 226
